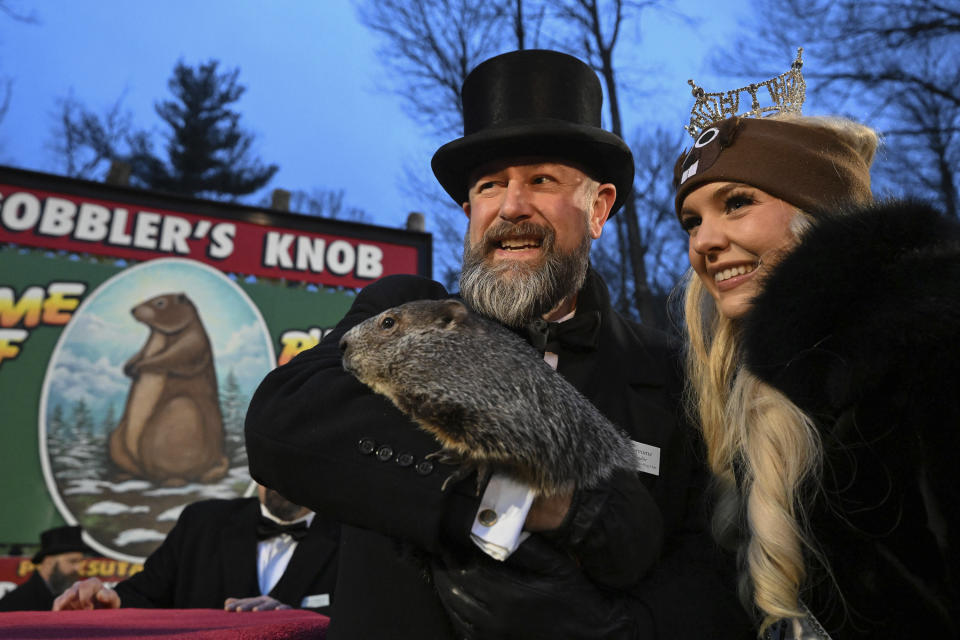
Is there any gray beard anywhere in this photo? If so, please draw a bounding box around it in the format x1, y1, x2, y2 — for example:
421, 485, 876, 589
459, 221, 591, 327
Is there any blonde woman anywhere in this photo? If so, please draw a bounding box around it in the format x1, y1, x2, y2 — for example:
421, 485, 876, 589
673, 114, 959, 638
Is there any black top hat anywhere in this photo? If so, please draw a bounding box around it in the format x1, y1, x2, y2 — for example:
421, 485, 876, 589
31, 525, 93, 564
431, 49, 634, 214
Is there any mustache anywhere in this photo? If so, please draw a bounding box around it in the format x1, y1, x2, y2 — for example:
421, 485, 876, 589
481, 220, 553, 248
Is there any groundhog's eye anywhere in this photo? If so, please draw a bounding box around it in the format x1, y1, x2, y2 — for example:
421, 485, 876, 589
154, 299, 166, 308
380, 316, 396, 330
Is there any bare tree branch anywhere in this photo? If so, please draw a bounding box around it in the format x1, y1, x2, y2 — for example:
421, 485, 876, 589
358, 0, 686, 324
357, 0, 514, 138
547, 0, 676, 325
0, 0, 39, 23
712, 0, 960, 217
48, 90, 133, 179
280, 187, 371, 222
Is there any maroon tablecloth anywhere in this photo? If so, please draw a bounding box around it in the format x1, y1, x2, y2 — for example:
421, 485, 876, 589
0, 608, 328, 639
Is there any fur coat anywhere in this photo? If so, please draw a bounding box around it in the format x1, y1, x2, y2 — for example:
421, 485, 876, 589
742, 199, 960, 638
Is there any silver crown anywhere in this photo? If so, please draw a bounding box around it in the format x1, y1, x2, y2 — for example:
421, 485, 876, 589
684, 48, 806, 139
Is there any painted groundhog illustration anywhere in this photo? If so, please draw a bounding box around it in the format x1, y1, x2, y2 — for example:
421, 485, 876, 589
108, 292, 228, 486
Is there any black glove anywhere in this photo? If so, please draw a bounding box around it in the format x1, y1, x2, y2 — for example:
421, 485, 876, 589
544, 468, 663, 590
431, 536, 645, 640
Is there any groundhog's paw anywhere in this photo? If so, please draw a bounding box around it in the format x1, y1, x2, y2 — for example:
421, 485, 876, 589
436, 458, 488, 495
440, 466, 473, 492
425, 448, 464, 466
474, 465, 491, 496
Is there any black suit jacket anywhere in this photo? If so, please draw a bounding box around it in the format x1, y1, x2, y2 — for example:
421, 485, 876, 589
0, 572, 54, 612
115, 497, 338, 613
245, 269, 750, 638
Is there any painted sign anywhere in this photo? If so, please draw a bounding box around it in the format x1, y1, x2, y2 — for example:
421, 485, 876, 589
0, 556, 143, 600
0, 180, 426, 289
0, 166, 431, 563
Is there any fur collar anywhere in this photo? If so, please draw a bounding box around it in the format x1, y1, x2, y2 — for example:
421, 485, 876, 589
741, 199, 960, 414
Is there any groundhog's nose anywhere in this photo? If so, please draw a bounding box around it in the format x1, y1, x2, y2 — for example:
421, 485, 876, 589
338, 335, 349, 353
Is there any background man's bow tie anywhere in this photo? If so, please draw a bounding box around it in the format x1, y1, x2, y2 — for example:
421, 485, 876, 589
525, 311, 601, 354
256, 516, 309, 541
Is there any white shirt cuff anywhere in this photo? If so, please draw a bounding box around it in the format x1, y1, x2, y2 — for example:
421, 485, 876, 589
470, 473, 535, 561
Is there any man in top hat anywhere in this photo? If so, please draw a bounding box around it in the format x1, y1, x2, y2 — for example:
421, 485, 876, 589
245, 49, 750, 639
0, 525, 92, 611
51, 484, 338, 614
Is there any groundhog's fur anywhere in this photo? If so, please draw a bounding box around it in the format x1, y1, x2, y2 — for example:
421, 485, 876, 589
109, 292, 228, 486
339, 299, 638, 495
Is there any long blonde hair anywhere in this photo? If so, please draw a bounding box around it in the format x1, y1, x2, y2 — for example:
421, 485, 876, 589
679, 115, 879, 634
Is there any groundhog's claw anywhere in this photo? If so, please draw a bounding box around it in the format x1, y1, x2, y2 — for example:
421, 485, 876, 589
426, 449, 463, 465
439, 464, 477, 492
436, 458, 492, 496
474, 465, 491, 496
439, 473, 459, 492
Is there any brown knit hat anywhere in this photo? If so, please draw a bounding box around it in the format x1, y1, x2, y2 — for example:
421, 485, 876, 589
673, 116, 873, 217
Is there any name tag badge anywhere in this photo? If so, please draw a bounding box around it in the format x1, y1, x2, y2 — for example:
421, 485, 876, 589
301, 593, 330, 608
632, 441, 661, 476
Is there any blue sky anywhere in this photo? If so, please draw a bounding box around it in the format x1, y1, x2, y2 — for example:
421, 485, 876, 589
0, 0, 750, 230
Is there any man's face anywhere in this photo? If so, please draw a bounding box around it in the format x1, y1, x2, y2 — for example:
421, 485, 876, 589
459, 159, 615, 326
257, 485, 310, 522
45, 552, 84, 595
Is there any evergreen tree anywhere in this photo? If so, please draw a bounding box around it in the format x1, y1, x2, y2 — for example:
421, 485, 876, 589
128, 59, 278, 199
100, 403, 116, 437
71, 399, 94, 439
49, 403, 68, 439
219, 369, 246, 432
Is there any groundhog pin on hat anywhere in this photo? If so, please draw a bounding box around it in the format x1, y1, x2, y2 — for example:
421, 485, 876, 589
431, 49, 635, 214
31, 525, 93, 564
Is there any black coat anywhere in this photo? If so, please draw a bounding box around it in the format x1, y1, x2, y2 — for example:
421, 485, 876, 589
115, 497, 339, 613
742, 199, 960, 638
245, 267, 751, 639
0, 571, 54, 612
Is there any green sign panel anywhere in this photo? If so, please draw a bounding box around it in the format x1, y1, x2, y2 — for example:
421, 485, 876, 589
1, 247, 356, 561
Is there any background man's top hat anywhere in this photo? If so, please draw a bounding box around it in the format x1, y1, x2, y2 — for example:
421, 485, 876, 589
31, 525, 92, 564
431, 49, 635, 214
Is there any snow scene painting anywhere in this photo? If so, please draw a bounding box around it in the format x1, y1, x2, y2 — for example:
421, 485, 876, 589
39, 258, 275, 562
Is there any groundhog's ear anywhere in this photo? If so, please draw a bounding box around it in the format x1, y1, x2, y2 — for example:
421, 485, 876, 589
437, 299, 469, 329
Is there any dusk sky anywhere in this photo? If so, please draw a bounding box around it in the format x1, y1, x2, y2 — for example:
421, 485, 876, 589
0, 0, 753, 231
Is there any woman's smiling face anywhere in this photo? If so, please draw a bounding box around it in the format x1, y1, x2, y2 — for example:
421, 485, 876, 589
680, 181, 800, 320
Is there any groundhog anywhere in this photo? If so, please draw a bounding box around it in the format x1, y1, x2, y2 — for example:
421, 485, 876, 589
108, 292, 229, 486
339, 299, 638, 496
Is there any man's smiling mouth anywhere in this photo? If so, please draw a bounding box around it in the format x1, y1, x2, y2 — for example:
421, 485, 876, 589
499, 237, 543, 251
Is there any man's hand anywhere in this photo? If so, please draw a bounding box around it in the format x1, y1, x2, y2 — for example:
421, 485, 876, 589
224, 595, 292, 612
53, 577, 121, 610
432, 536, 641, 640
524, 491, 573, 532
530, 469, 664, 590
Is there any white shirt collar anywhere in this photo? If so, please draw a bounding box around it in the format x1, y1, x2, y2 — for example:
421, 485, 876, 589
259, 503, 315, 528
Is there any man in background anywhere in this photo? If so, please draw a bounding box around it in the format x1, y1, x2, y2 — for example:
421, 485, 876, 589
0, 525, 92, 611
53, 484, 338, 613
